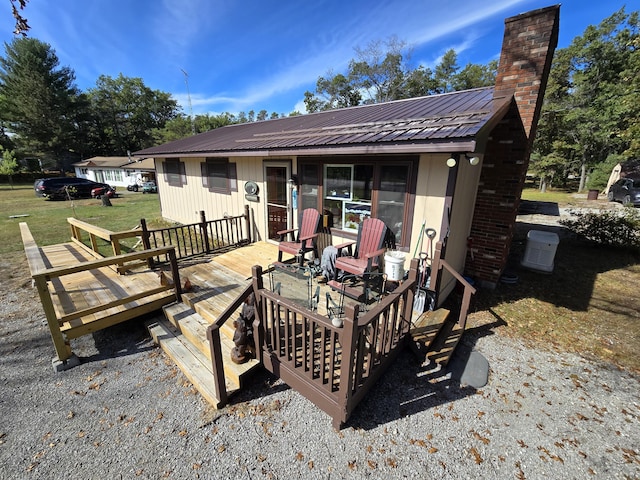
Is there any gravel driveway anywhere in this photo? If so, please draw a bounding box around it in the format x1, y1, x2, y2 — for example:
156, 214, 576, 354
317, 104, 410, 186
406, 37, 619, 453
1, 246, 639, 479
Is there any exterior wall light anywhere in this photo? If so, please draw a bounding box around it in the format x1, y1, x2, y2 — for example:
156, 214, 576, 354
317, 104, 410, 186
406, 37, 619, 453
467, 155, 480, 166
446, 156, 458, 168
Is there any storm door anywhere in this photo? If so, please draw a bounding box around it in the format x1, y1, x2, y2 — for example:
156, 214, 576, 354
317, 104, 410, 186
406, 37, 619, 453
265, 163, 291, 241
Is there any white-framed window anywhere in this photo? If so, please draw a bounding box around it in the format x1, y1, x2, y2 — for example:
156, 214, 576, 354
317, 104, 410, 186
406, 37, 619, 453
323, 164, 373, 233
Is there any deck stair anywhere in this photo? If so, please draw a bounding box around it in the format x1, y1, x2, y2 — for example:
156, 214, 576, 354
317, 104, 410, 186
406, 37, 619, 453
427, 321, 465, 366
409, 308, 464, 366
145, 301, 260, 407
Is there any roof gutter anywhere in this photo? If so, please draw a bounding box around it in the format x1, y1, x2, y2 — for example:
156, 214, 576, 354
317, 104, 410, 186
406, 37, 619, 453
132, 140, 478, 159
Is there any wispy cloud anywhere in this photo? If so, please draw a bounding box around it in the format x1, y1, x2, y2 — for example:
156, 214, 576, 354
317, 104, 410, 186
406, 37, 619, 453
184, 0, 532, 114
152, 0, 220, 63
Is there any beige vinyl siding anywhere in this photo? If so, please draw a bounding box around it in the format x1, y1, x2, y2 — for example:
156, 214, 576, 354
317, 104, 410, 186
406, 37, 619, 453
157, 156, 266, 232
440, 154, 483, 297
410, 153, 449, 255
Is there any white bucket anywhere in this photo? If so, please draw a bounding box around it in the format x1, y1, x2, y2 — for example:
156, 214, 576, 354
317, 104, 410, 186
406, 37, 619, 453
384, 251, 406, 281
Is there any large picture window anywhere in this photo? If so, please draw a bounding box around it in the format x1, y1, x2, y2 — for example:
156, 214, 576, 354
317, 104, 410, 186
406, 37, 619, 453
300, 156, 415, 247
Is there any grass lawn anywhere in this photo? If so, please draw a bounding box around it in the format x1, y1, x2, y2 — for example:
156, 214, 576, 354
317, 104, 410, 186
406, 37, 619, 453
2, 182, 639, 373
469, 187, 640, 373
0, 183, 166, 255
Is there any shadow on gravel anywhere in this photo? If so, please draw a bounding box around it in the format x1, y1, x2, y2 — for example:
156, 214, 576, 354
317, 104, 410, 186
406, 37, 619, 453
78, 316, 156, 364
341, 317, 506, 431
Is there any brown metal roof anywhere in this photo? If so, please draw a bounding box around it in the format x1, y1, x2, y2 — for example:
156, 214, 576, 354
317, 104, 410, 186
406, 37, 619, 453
134, 87, 512, 158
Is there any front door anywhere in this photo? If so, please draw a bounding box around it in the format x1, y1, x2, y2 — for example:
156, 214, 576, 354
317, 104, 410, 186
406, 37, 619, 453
265, 163, 290, 241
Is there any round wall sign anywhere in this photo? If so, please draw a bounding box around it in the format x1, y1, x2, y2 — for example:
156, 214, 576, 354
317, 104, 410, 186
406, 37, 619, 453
244, 181, 259, 195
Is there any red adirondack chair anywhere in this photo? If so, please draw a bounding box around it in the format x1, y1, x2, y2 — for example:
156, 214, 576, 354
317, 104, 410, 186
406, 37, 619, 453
329, 217, 388, 301
277, 208, 321, 266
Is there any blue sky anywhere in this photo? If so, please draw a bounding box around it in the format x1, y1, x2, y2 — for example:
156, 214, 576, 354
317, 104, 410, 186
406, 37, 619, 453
2, 0, 636, 117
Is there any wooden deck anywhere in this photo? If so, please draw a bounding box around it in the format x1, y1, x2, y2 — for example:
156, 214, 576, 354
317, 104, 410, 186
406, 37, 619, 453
24, 223, 471, 425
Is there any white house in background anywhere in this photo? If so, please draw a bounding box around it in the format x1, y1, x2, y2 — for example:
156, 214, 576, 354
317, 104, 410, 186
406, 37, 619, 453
73, 156, 156, 190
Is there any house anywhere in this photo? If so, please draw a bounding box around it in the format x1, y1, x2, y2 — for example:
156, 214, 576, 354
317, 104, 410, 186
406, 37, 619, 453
135, 5, 559, 293
73, 156, 156, 190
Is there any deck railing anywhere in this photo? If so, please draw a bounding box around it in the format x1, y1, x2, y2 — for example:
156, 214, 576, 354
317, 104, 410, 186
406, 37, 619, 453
20, 221, 181, 364
430, 241, 477, 329
140, 206, 251, 264
248, 259, 418, 429
67, 207, 252, 270
67, 217, 143, 272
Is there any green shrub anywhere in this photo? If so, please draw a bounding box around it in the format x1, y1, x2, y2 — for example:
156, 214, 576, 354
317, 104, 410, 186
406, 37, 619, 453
560, 208, 640, 249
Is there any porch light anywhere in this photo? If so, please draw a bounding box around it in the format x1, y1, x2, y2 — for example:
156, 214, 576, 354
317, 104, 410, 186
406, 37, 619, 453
446, 156, 458, 168
466, 154, 480, 166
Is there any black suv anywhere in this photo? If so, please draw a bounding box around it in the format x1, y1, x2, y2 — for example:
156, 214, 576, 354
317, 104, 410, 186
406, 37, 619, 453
608, 177, 640, 206
34, 177, 113, 200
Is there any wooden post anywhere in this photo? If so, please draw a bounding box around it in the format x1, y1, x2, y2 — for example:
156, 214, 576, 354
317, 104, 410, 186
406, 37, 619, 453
140, 218, 153, 268
69, 222, 80, 244
199, 210, 210, 254
167, 248, 182, 302
89, 233, 99, 253
251, 265, 264, 364
206, 324, 228, 408
335, 304, 359, 430
33, 275, 72, 362
244, 204, 251, 244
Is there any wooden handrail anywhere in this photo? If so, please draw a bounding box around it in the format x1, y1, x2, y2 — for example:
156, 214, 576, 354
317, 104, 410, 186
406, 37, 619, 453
20, 222, 47, 276
206, 282, 255, 407
431, 241, 476, 328
32, 247, 177, 281
67, 217, 142, 269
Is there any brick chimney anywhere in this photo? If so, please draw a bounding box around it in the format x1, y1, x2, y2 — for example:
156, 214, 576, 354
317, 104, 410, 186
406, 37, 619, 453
467, 5, 560, 288
494, 5, 560, 142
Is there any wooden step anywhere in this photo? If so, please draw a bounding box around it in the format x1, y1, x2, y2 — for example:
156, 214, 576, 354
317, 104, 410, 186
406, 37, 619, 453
426, 323, 464, 367
162, 302, 260, 387
145, 317, 235, 408
409, 308, 450, 360
180, 290, 241, 341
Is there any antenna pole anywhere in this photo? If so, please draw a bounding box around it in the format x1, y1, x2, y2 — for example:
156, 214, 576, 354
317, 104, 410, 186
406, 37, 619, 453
180, 68, 196, 135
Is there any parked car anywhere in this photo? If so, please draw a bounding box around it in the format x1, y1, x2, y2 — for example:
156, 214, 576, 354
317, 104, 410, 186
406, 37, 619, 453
142, 181, 157, 193
126, 183, 141, 192
91, 185, 117, 199
607, 177, 640, 206
34, 177, 113, 200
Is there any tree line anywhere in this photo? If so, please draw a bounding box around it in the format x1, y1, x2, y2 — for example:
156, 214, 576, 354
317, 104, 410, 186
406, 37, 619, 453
532, 8, 639, 191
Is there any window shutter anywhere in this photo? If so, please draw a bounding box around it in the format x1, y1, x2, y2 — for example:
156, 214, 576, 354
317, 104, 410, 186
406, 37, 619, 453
229, 163, 237, 192
162, 161, 168, 184
180, 161, 187, 185
201, 162, 209, 188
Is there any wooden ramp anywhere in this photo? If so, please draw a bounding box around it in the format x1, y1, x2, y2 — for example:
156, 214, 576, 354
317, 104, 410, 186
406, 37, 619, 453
20, 219, 181, 369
